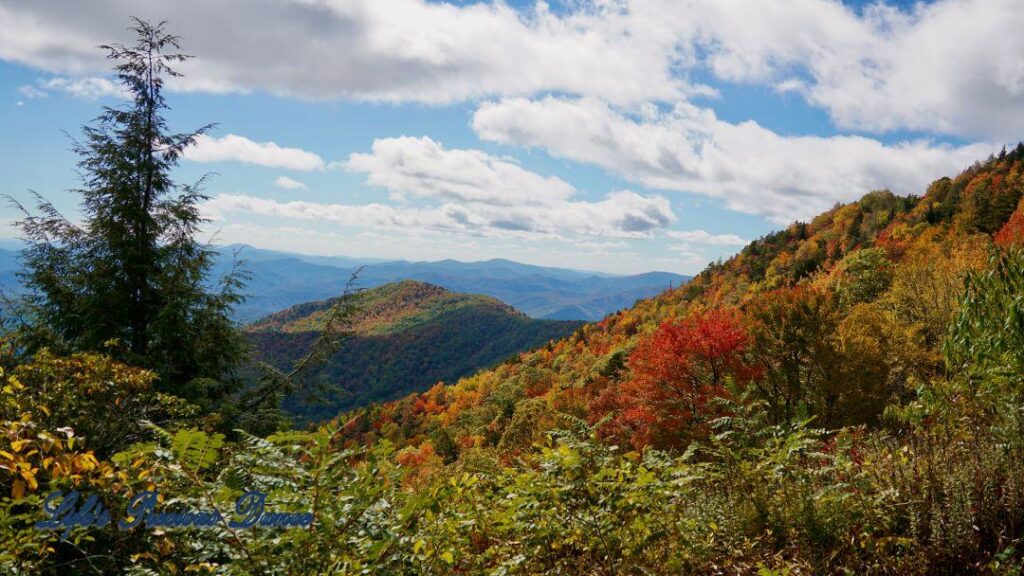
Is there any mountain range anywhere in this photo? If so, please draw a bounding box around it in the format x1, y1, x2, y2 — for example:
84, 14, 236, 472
210, 245, 688, 322
0, 244, 687, 323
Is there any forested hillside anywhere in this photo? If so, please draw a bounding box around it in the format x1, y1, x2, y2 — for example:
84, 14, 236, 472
246, 280, 584, 421
4, 20, 1024, 575
307, 146, 1024, 574
336, 146, 1024, 450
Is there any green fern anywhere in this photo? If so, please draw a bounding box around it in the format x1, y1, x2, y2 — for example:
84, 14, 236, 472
170, 428, 225, 474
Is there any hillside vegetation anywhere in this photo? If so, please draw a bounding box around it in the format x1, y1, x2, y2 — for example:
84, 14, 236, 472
302, 146, 1023, 574
7, 145, 1021, 576
246, 280, 584, 421
339, 146, 1024, 449
4, 22, 1024, 575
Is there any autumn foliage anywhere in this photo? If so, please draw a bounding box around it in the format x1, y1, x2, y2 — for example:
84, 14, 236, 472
994, 198, 1024, 247
6, 138, 1024, 575
594, 308, 755, 449
8, 17, 1024, 575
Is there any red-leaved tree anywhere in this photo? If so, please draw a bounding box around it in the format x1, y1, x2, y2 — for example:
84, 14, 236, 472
593, 308, 756, 450
995, 199, 1024, 248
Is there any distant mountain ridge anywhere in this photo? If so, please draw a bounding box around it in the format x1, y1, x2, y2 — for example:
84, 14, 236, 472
211, 245, 689, 322
0, 244, 690, 323
247, 280, 584, 422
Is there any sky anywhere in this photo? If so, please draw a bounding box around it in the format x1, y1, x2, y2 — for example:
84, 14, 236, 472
0, 0, 1020, 274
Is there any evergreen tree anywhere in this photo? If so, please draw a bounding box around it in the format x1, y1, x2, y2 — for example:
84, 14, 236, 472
11, 19, 246, 405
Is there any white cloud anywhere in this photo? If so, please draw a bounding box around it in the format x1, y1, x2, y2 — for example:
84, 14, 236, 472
0, 0, 692, 105
473, 96, 995, 223
274, 176, 308, 190
40, 76, 126, 99
336, 137, 675, 236
1, 0, 1021, 138
17, 76, 126, 100
668, 244, 708, 267
678, 0, 1024, 139
17, 84, 48, 99
665, 229, 746, 246
203, 221, 672, 274
574, 240, 627, 250
185, 134, 325, 171
202, 187, 675, 240
343, 136, 575, 206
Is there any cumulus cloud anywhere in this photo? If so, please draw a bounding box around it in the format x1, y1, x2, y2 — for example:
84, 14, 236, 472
0, 0, 691, 105
473, 96, 995, 223
17, 76, 126, 100
343, 136, 575, 206
678, 0, 1024, 139
17, 84, 48, 99
185, 134, 325, 171
203, 187, 674, 240
274, 176, 308, 190
40, 76, 126, 99
668, 244, 708, 267
334, 137, 675, 236
1, 0, 1021, 138
666, 229, 746, 246
664, 229, 743, 268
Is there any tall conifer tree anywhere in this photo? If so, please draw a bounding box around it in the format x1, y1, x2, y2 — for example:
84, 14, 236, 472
12, 19, 246, 404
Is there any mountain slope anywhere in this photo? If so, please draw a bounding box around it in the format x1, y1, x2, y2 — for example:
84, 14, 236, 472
247, 280, 584, 421
284, 146, 1024, 574
337, 145, 1024, 451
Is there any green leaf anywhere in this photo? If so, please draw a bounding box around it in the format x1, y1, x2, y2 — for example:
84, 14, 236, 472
170, 428, 224, 473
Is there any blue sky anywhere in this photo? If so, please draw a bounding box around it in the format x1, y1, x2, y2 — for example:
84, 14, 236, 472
0, 0, 1018, 274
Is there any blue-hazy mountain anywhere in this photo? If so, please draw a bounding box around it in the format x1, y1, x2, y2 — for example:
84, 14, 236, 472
0, 248, 22, 300
0, 245, 690, 322
212, 245, 689, 322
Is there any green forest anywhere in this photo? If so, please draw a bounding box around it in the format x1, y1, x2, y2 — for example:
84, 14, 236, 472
2, 19, 1024, 576
247, 280, 583, 421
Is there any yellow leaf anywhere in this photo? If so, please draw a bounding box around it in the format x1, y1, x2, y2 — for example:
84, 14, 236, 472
10, 439, 30, 453
76, 453, 98, 472
11, 479, 25, 499
441, 551, 454, 564
36, 404, 51, 417
0, 450, 14, 461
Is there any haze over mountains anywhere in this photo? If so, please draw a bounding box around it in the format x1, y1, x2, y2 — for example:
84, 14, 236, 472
0, 243, 688, 324
208, 244, 688, 322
